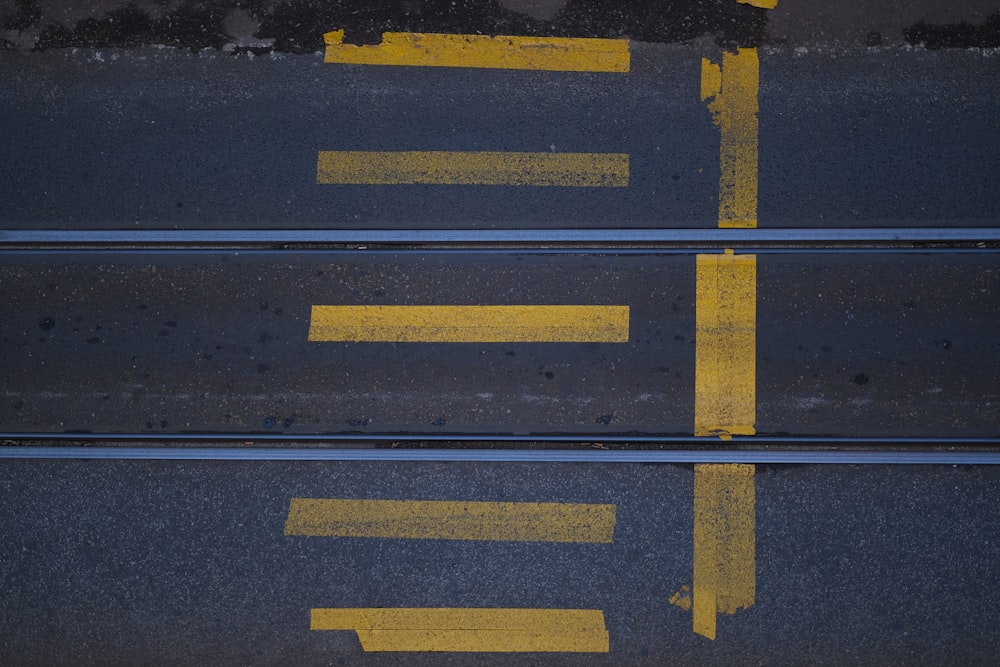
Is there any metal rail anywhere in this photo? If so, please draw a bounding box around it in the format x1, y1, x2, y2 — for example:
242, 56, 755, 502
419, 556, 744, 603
2, 433, 999, 444
3, 227, 1000, 245
2, 446, 999, 464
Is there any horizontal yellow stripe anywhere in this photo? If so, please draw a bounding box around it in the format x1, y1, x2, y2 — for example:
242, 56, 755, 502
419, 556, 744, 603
312, 608, 606, 631
354, 630, 607, 652
284, 499, 616, 543
324, 29, 629, 72
307, 305, 630, 343
738, 0, 778, 8
692, 463, 756, 640
316, 151, 629, 187
694, 252, 756, 437
311, 608, 609, 652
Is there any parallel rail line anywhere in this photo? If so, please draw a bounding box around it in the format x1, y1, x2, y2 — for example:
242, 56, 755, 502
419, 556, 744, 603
3, 228, 1000, 247
2, 445, 999, 464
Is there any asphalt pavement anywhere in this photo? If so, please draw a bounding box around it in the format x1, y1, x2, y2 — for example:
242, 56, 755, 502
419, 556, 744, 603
2, 249, 997, 439
2, 459, 1000, 665
1, 46, 997, 229
2, 1, 1000, 663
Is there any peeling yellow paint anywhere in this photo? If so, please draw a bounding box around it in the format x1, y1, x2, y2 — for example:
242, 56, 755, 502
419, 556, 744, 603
702, 48, 760, 228
324, 29, 630, 72
737, 0, 778, 9
669, 585, 692, 611
694, 251, 756, 437
692, 464, 756, 640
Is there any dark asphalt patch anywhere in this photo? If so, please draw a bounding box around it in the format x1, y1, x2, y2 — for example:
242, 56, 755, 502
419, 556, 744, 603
9, 0, 769, 53
2, 0, 40, 31
905, 12, 1000, 49
35, 3, 231, 51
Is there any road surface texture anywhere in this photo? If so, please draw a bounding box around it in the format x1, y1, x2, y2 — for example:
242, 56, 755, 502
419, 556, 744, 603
2, 0, 999, 664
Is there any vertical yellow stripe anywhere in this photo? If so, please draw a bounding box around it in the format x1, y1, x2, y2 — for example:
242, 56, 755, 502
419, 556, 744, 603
324, 30, 630, 72
692, 463, 756, 640
702, 48, 759, 228
694, 251, 756, 437
689, 24, 767, 643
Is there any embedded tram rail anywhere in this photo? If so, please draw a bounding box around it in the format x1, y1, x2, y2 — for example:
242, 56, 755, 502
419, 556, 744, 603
3, 240, 998, 442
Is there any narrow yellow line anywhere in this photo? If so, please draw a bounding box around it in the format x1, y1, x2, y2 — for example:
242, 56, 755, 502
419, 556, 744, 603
284, 499, 616, 543
312, 608, 606, 631
692, 463, 756, 640
702, 48, 760, 228
311, 608, 610, 652
694, 251, 756, 437
324, 29, 630, 72
307, 305, 630, 343
316, 151, 629, 187
737, 0, 778, 8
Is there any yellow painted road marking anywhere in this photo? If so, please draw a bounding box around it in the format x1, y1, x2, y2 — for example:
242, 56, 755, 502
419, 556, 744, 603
669, 584, 692, 611
671, 465, 757, 639
702, 48, 760, 228
316, 151, 629, 187
692, 463, 756, 640
687, 15, 767, 641
308, 305, 630, 343
737, 0, 778, 8
695, 251, 756, 437
324, 29, 630, 72
284, 498, 616, 543
311, 608, 610, 652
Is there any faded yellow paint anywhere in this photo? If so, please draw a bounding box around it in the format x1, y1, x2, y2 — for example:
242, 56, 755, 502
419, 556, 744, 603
700, 58, 721, 102
316, 151, 629, 187
324, 29, 630, 72
690, 33, 762, 645
702, 48, 760, 228
737, 0, 778, 8
694, 251, 756, 437
307, 305, 630, 343
311, 608, 610, 652
692, 464, 756, 640
284, 498, 616, 542
669, 585, 692, 612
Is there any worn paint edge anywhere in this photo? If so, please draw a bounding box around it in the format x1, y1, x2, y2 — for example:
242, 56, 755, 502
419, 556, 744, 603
694, 251, 756, 437
702, 48, 760, 228
692, 463, 756, 640
311, 608, 610, 652
324, 29, 629, 72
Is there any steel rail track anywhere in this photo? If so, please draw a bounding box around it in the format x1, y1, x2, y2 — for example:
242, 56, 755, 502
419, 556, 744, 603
3, 228, 1000, 246
2, 433, 999, 445
1, 248, 998, 258
1, 446, 999, 464
4, 228, 997, 463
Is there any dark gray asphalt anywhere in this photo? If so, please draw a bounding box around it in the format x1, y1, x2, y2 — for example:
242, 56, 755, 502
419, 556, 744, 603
3, 4, 1000, 664
1, 249, 998, 438
1, 459, 999, 665
1, 46, 997, 229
